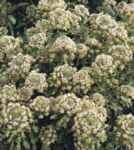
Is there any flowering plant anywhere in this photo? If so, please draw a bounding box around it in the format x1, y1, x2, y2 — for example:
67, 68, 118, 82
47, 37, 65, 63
0, 0, 134, 150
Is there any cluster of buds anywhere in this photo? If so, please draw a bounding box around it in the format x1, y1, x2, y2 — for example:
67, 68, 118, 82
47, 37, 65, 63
0, 36, 22, 63
30, 96, 51, 118
37, 0, 89, 32
48, 64, 77, 93
0, 84, 20, 104
89, 13, 128, 46
72, 67, 94, 95
92, 54, 116, 76
49, 36, 77, 64
73, 96, 107, 150
25, 70, 48, 93
120, 85, 134, 107
7, 53, 34, 82
109, 45, 133, 68
51, 93, 80, 116
113, 114, 134, 149
116, 2, 134, 34
37, 0, 66, 14
1, 102, 33, 149
40, 125, 57, 149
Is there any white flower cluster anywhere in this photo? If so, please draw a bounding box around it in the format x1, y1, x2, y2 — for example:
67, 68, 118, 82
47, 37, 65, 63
40, 125, 57, 148
7, 53, 34, 82
116, 2, 134, 34
0, 36, 22, 63
37, 0, 89, 32
89, 13, 128, 46
48, 64, 77, 93
73, 96, 107, 150
113, 114, 134, 149
49, 35, 77, 64
72, 68, 94, 95
25, 70, 48, 92
120, 85, 134, 107
30, 96, 50, 117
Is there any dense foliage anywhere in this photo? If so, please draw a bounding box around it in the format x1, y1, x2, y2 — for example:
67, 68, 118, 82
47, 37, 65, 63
0, 0, 134, 150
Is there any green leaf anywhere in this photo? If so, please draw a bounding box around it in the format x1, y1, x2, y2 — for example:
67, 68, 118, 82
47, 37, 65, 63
8, 15, 16, 25
23, 140, 30, 150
